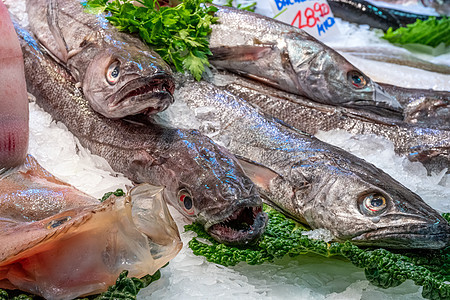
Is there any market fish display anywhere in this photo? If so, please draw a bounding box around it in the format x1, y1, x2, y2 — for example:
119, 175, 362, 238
172, 78, 449, 249
18, 24, 267, 246
379, 82, 450, 130
0, 154, 182, 300
26, 0, 175, 119
336, 46, 450, 75
208, 5, 402, 118
375, 0, 450, 15
216, 73, 450, 173
328, 0, 437, 31
0, 1, 28, 168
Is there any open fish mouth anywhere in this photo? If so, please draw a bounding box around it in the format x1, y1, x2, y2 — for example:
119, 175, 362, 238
351, 223, 450, 249
112, 73, 175, 115
207, 206, 268, 246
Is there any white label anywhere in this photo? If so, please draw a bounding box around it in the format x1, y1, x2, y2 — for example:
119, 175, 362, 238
268, 0, 340, 40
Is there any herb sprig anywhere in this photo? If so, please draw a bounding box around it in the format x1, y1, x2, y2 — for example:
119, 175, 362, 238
83, 0, 218, 80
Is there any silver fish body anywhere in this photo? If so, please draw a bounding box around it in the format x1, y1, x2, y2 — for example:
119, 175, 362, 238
216, 72, 450, 173
17, 24, 267, 246
379, 82, 450, 130
208, 5, 402, 118
172, 76, 449, 249
0, 155, 182, 299
26, 0, 175, 119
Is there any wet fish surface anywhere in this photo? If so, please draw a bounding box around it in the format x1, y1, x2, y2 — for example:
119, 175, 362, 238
214, 72, 450, 173
335, 46, 450, 75
26, 0, 175, 119
0, 155, 182, 300
328, 0, 438, 31
208, 5, 402, 118
17, 23, 267, 246
379, 82, 450, 130
171, 76, 449, 249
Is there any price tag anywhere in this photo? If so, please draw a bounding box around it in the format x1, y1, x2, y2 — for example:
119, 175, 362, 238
268, 0, 339, 40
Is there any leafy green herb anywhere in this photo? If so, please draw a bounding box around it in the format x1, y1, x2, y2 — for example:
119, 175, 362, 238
223, 0, 256, 12
383, 16, 450, 48
185, 205, 450, 300
100, 188, 125, 202
83, 0, 219, 80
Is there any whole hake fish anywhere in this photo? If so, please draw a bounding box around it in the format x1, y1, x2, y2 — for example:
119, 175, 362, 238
26, 0, 175, 119
172, 77, 449, 249
208, 5, 402, 118
216, 72, 450, 173
17, 24, 267, 246
0, 155, 182, 300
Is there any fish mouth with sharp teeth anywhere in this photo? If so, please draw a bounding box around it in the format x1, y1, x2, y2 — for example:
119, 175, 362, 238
207, 206, 268, 246
109, 73, 175, 117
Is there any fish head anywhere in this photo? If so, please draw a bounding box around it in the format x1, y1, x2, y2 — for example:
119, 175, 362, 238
302, 161, 449, 249
81, 44, 175, 119
285, 37, 402, 118
162, 130, 268, 246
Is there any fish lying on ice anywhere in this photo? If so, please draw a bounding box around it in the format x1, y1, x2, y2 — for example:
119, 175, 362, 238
208, 5, 402, 118
379, 82, 450, 130
328, 0, 439, 31
374, 0, 450, 15
214, 72, 450, 173
26, 0, 175, 119
0, 1, 28, 168
335, 46, 450, 75
171, 77, 450, 249
0, 155, 182, 300
17, 23, 267, 246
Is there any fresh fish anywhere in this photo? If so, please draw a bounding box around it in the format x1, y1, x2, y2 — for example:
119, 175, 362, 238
17, 23, 267, 246
335, 46, 450, 75
329, 0, 404, 30
214, 72, 450, 173
0, 154, 182, 300
208, 5, 403, 118
171, 76, 449, 249
26, 0, 175, 119
379, 82, 450, 130
328, 0, 439, 31
373, 0, 450, 15
0, 1, 28, 168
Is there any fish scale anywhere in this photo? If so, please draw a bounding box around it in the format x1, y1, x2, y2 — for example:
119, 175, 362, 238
172, 76, 450, 249
17, 22, 268, 246
216, 72, 450, 174
26, 0, 175, 119
208, 5, 402, 118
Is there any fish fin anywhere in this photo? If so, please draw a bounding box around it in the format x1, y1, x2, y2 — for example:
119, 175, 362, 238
210, 45, 273, 62
46, 0, 69, 62
236, 155, 281, 191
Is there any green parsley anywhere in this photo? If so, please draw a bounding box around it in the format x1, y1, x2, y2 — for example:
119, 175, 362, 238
83, 0, 218, 80
383, 16, 450, 48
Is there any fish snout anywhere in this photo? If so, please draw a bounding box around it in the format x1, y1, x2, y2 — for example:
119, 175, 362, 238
352, 220, 450, 249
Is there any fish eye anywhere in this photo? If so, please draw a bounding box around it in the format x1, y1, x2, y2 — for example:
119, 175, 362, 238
178, 188, 195, 215
347, 70, 367, 89
106, 61, 121, 85
359, 193, 387, 216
